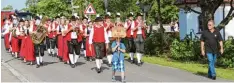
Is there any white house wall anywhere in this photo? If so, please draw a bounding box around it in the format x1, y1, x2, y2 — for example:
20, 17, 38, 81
179, 6, 234, 40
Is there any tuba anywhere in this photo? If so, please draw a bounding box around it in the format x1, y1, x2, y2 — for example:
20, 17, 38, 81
31, 16, 48, 44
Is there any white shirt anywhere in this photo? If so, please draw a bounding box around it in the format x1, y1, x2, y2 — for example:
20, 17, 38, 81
124, 21, 133, 35
2, 24, 10, 35
131, 21, 142, 34
89, 25, 109, 44
71, 24, 78, 39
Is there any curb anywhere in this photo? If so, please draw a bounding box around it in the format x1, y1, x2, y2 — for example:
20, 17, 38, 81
1, 60, 29, 82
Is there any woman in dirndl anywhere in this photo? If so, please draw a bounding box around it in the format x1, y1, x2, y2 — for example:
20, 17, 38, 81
111, 37, 126, 82
85, 21, 95, 61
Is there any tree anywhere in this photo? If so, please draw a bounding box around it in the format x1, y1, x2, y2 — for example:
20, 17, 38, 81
27, 0, 71, 17
2, 5, 13, 10
179, 0, 234, 31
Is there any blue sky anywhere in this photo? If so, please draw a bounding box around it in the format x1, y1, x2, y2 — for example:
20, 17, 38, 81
1, 0, 27, 10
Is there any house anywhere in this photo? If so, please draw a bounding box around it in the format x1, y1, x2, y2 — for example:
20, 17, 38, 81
175, 0, 234, 40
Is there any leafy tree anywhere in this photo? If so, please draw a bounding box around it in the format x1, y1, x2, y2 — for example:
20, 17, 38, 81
177, 0, 234, 31
2, 5, 13, 10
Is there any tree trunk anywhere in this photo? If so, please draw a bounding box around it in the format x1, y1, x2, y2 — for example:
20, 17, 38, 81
200, 6, 215, 31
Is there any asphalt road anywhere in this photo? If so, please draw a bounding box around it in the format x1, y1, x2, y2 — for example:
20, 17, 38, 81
1, 39, 232, 82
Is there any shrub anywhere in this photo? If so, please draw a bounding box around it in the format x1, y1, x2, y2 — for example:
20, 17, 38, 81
170, 35, 202, 61
217, 39, 234, 68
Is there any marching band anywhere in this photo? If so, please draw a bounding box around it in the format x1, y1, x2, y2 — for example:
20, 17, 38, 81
1, 12, 148, 81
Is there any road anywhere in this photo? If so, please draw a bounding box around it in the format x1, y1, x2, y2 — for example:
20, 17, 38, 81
1, 39, 232, 82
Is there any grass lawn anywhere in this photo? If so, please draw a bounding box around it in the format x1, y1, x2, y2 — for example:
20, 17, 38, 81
125, 55, 234, 80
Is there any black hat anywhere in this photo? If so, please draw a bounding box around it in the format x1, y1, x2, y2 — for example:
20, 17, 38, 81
136, 12, 143, 17
55, 16, 60, 19
94, 17, 103, 22
19, 19, 24, 22
127, 12, 134, 17
82, 16, 88, 20
35, 16, 40, 20
71, 16, 76, 21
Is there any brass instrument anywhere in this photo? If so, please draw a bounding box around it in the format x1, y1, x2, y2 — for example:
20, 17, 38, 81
31, 16, 48, 44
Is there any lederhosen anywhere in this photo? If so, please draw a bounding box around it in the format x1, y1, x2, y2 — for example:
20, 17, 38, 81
47, 24, 56, 52
133, 20, 146, 53
93, 25, 106, 59
126, 21, 136, 53
67, 24, 82, 55
33, 25, 45, 57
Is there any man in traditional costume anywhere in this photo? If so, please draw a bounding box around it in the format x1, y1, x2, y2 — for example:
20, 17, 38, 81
104, 12, 115, 67
80, 16, 89, 60
124, 12, 136, 64
47, 19, 57, 57
66, 16, 82, 68
33, 16, 46, 68
89, 15, 109, 73
131, 13, 147, 66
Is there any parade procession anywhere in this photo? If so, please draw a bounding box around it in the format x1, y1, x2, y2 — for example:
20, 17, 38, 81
1, 11, 148, 82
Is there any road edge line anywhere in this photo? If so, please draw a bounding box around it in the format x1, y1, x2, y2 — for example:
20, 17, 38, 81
1, 60, 29, 82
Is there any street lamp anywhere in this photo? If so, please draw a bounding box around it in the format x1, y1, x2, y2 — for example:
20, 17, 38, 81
104, 0, 108, 13
136, 0, 151, 21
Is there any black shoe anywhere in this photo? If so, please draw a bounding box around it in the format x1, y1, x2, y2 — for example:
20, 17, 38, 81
70, 64, 75, 68
211, 76, 216, 80
49, 54, 51, 56
97, 68, 101, 73
36, 64, 40, 68
40, 62, 44, 66
108, 64, 112, 67
130, 60, 134, 64
53, 54, 56, 57
59, 58, 63, 62
137, 63, 142, 66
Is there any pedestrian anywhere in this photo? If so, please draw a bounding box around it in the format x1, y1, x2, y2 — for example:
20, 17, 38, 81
80, 16, 89, 60
131, 12, 147, 66
89, 14, 109, 73
85, 21, 96, 61
124, 12, 136, 64
33, 16, 45, 68
47, 19, 57, 57
111, 37, 126, 82
66, 16, 82, 68
200, 19, 224, 80
104, 12, 115, 67
2, 18, 12, 52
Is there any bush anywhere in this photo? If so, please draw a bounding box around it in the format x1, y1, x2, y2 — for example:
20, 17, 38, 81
144, 31, 178, 56
217, 39, 234, 68
170, 35, 234, 68
170, 36, 202, 61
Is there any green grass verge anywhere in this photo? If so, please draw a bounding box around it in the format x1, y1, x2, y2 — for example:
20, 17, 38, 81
125, 55, 234, 80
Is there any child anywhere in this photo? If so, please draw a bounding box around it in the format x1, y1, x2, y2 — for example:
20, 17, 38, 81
111, 38, 126, 82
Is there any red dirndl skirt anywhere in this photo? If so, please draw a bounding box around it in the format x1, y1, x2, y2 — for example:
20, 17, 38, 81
4, 33, 10, 49
20, 36, 27, 58
86, 37, 95, 57
57, 35, 63, 58
11, 37, 19, 52
25, 36, 35, 61
62, 37, 69, 62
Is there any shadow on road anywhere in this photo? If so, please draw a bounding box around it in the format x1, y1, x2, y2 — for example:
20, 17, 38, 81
115, 76, 122, 82
3, 58, 17, 63
75, 62, 85, 66
91, 67, 110, 72
43, 62, 59, 66
195, 71, 209, 79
